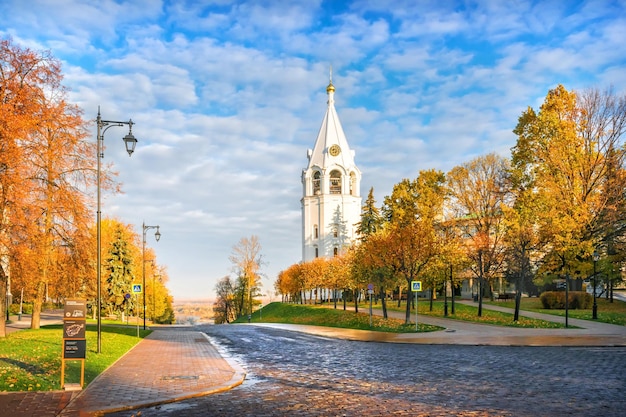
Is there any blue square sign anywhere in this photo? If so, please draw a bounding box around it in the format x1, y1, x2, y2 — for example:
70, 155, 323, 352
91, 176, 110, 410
411, 281, 422, 292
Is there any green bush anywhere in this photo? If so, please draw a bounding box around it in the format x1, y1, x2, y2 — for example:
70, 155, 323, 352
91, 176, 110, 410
9, 303, 33, 314
540, 291, 592, 309
8, 302, 62, 315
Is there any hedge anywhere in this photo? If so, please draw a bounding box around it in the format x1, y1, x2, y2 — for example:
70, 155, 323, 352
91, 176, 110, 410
540, 291, 592, 309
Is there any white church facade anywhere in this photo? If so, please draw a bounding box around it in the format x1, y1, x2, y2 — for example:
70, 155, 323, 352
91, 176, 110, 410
301, 77, 362, 261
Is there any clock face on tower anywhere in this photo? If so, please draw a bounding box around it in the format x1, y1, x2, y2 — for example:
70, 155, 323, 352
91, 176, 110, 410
329, 144, 341, 156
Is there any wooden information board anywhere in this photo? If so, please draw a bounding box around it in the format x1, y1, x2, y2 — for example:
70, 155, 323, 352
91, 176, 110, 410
61, 299, 86, 389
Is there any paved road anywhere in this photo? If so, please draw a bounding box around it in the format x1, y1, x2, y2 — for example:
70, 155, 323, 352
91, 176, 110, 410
107, 324, 626, 417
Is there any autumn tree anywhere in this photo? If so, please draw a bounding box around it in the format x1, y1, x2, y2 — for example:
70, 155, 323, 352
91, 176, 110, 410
324, 254, 351, 309
145, 261, 171, 324
501, 183, 546, 320
299, 257, 328, 304
380, 170, 445, 324
0, 39, 97, 331
275, 263, 303, 303
229, 235, 264, 319
213, 276, 237, 324
447, 153, 511, 316
24, 94, 94, 329
512, 85, 626, 294
433, 217, 469, 316
577, 87, 626, 297
0, 39, 48, 336
353, 229, 396, 318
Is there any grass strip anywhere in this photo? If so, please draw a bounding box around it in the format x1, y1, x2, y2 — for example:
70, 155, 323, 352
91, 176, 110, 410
0, 324, 150, 392
484, 297, 626, 325
236, 302, 443, 333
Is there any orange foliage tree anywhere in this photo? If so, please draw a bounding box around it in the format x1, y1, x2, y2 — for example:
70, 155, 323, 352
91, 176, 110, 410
0, 38, 157, 334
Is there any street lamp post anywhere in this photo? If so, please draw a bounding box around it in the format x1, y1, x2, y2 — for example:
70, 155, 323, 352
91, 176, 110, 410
153, 274, 160, 323
593, 250, 599, 320
1, 163, 12, 323
142, 222, 160, 330
96, 108, 137, 354
443, 272, 448, 317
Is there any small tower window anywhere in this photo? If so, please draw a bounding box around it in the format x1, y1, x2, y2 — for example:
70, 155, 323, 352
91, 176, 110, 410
333, 227, 338, 238
314, 225, 319, 239
313, 171, 321, 195
315, 247, 319, 258
333, 247, 338, 257
350, 172, 357, 196
330, 170, 341, 194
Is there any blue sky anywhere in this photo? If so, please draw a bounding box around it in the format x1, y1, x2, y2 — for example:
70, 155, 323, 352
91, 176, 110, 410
2, 0, 625, 301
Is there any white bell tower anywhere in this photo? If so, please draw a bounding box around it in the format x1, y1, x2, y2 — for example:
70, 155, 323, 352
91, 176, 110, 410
301, 74, 362, 261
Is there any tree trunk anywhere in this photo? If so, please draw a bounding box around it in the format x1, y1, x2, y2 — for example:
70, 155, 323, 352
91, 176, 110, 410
353, 289, 358, 313
397, 286, 402, 308
0, 274, 6, 337
31, 280, 46, 330
380, 286, 388, 319
514, 291, 522, 321
478, 276, 483, 317
450, 265, 455, 315
429, 285, 434, 311
404, 279, 412, 324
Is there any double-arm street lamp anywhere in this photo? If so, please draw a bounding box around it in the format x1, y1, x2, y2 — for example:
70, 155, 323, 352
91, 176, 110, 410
96, 108, 138, 354
142, 222, 161, 330
592, 250, 599, 320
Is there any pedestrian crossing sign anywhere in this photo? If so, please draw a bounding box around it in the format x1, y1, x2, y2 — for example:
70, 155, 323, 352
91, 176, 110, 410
132, 284, 142, 294
411, 281, 422, 292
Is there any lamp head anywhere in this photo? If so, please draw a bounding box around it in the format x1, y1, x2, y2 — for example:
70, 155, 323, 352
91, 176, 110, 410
155, 227, 161, 242
123, 120, 137, 156
593, 250, 599, 262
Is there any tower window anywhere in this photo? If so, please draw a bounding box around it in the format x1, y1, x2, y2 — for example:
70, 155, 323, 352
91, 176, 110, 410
333, 227, 338, 238
330, 170, 341, 194
313, 171, 321, 195
333, 247, 338, 256
314, 225, 319, 239
315, 247, 319, 258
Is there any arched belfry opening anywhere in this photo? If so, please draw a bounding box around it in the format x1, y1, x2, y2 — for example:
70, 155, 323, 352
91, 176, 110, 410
329, 170, 342, 194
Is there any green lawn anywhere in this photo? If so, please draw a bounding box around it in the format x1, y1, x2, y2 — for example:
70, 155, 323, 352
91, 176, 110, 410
0, 325, 150, 392
236, 302, 443, 333
363, 300, 568, 328
237, 298, 577, 330
250, 297, 626, 329
485, 296, 626, 325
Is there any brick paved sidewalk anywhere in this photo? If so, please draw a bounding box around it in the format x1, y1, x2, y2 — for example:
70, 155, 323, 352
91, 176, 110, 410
59, 329, 245, 416
0, 329, 245, 417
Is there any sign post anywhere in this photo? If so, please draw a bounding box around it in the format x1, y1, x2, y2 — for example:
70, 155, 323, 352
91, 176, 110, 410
367, 284, 374, 327
61, 299, 87, 389
133, 284, 142, 337
411, 281, 422, 331
124, 293, 131, 324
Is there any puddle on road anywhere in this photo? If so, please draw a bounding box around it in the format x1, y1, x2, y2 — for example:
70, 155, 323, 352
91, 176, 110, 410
203, 333, 263, 388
